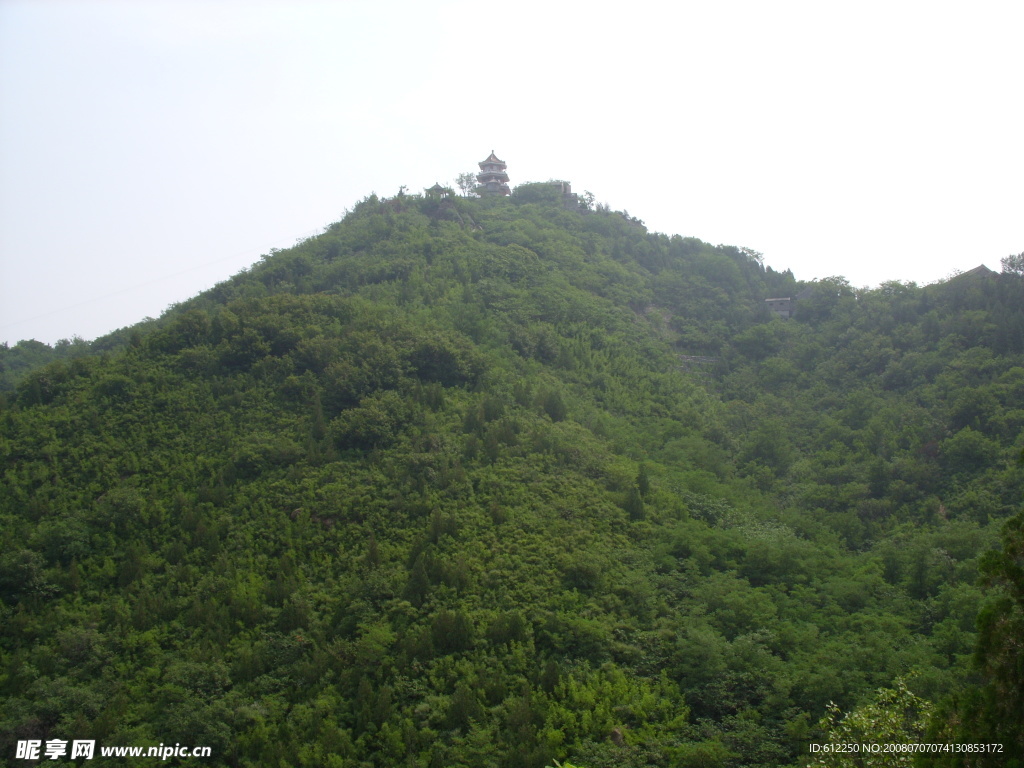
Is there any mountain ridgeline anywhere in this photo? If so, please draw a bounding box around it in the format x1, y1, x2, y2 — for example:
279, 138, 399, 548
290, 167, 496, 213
2, 185, 1023, 767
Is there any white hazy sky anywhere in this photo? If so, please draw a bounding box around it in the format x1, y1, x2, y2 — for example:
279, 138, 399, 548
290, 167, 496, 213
1, 0, 1021, 345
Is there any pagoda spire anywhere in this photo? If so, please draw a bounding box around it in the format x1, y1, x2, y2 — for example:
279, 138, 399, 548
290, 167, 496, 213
476, 150, 510, 196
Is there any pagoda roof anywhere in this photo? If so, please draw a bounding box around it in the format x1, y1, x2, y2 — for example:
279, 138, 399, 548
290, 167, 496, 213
481, 150, 505, 164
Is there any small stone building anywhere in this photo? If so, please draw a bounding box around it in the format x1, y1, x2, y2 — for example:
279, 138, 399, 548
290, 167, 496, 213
765, 287, 815, 319
764, 297, 794, 319
548, 180, 580, 210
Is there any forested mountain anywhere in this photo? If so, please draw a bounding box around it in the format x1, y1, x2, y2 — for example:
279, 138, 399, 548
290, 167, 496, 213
2, 185, 1022, 767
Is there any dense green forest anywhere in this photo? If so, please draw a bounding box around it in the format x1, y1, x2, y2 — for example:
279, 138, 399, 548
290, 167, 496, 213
2, 185, 1022, 767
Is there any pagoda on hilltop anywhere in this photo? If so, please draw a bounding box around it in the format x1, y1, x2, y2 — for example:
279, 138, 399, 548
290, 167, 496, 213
477, 150, 511, 196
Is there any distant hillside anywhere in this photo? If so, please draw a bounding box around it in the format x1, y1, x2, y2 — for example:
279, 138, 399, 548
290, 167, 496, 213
2, 187, 1022, 767
1, 322, 156, 396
